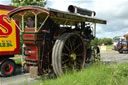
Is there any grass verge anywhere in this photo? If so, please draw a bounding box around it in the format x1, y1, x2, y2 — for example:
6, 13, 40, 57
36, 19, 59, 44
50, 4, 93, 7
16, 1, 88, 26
33, 62, 128, 85
106, 45, 114, 50
13, 57, 22, 65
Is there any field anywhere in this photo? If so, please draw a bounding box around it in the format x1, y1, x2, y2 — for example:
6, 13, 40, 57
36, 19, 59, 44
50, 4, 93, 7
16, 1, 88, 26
106, 45, 114, 50
32, 63, 128, 85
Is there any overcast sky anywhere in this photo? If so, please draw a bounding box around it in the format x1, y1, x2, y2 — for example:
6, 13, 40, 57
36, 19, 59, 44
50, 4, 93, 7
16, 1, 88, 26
0, 0, 128, 38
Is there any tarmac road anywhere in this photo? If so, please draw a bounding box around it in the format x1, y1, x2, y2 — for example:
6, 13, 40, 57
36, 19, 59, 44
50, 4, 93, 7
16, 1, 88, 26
0, 50, 128, 85
0, 65, 39, 85
101, 50, 128, 64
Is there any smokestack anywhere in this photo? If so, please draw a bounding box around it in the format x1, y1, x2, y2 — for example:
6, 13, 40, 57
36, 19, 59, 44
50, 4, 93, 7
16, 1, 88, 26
68, 5, 96, 16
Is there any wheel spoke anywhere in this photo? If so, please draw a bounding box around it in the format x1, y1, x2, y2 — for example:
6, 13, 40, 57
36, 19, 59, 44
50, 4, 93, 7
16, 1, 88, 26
73, 61, 77, 69
71, 38, 77, 48
62, 59, 70, 65
62, 64, 68, 69
75, 48, 83, 54
76, 61, 81, 66
77, 53, 83, 56
62, 53, 69, 56
64, 44, 70, 51
67, 39, 73, 50
73, 44, 81, 52
76, 59, 82, 65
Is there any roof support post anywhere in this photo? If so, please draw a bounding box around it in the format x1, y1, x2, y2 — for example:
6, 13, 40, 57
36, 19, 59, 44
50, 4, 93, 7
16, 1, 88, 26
35, 14, 37, 32
22, 15, 24, 32
38, 14, 49, 32
94, 23, 96, 37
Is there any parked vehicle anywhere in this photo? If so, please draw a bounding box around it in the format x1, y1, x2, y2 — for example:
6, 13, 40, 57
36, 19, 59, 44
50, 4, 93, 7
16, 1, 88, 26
0, 5, 20, 76
117, 40, 128, 53
8, 5, 106, 76
113, 36, 126, 51
116, 34, 128, 53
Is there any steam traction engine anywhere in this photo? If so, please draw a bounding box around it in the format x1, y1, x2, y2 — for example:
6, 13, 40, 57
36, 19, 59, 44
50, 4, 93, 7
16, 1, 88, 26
8, 5, 106, 76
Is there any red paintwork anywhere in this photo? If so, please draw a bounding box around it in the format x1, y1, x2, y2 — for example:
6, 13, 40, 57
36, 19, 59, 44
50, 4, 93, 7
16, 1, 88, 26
23, 34, 35, 40
24, 28, 35, 32
4, 64, 13, 74
0, 20, 20, 55
0, 15, 13, 37
8, 6, 49, 17
0, 5, 16, 11
0, 5, 20, 56
26, 45, 38, 60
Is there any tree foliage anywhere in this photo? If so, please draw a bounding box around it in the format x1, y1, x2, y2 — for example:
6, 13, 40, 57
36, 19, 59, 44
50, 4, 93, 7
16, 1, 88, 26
11, 0, 46, 7
91, 38, 113, 46
90, 37, 99, 46
126, 36, 128, 40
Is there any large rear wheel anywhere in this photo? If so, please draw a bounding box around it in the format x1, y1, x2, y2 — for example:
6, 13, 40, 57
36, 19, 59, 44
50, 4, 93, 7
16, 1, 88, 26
52, 33, 86, 76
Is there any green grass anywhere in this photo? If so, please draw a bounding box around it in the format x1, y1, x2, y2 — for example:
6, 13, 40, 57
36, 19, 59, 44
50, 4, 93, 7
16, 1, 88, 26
32, 63, 128, 85
13, 57, 22, 64
106, 45, 114, 50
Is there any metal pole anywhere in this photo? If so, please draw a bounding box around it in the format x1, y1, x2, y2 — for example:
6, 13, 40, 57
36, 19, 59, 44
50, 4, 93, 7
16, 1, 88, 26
22, 44, 26, 72
94, 23, 96, 37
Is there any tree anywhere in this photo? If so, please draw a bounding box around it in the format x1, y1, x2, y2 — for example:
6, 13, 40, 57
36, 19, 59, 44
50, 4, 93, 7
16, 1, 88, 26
90, 37, 99, 46
91, 38, 113, 46
126, 36, 128, 40
11, 0, 46, 7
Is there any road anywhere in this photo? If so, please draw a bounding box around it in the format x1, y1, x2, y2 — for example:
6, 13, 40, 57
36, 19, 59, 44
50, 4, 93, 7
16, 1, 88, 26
0, 67, 38, 85
101, 50, 128, 64
0, 50, 128, 85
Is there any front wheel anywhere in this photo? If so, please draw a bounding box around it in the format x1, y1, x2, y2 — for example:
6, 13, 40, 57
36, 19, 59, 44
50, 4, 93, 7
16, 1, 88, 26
52, 33, 86, 76
118, 50, 123, 54
91, 46, 100, 63
0, 59, 16, 77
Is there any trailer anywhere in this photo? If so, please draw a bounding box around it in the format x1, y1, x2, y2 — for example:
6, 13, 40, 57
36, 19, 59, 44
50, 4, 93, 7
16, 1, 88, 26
8, 5, 106, 77
0, 5, 20, 76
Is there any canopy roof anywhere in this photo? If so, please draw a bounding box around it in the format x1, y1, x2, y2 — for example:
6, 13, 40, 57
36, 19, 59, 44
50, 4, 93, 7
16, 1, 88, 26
8, 6, 107, 25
